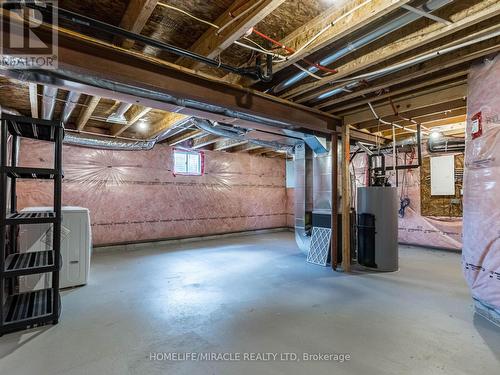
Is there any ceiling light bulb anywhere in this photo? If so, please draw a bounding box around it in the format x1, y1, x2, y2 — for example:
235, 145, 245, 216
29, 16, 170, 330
137, 120, 148, 132
429, 131, 443, 140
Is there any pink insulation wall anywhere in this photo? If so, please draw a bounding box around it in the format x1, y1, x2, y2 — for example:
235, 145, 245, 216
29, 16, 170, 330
16, 140, 288, 246
462, 55, 500, 317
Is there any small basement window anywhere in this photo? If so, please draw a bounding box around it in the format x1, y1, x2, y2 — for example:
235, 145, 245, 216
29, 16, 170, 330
174, 149, 204, 175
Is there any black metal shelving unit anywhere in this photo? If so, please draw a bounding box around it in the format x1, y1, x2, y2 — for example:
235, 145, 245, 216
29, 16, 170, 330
0, 114, 64, 335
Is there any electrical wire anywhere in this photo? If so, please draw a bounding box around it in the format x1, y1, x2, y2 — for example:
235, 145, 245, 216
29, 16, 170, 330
157, 2, 287, 63
157, 2, 220, 29
252, 28, 338, 74
157, 1, 341, 78
289, 0, 374, 59
217, 0, 265, 35
233, 41, 287, 61
292, 63, 323, 80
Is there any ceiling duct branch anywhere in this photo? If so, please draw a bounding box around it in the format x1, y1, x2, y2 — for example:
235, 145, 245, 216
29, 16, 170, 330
61, 91, 81, 124
41, 86, 58, 120
193, 118, 293, 152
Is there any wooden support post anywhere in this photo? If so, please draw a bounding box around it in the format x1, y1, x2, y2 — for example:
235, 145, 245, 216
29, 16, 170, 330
341, 124, 351, 272
331, 132, 338, 270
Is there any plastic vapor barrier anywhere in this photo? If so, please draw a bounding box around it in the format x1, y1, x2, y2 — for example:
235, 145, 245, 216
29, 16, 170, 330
350, 151, 463, 250
16, 140, 288, 246
462, 55, 500, 322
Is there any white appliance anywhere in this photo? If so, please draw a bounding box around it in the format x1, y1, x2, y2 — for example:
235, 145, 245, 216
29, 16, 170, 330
18, 206, 92, 290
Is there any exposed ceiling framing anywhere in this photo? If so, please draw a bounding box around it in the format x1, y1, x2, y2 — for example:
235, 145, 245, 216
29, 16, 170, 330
1, 0, 496, 156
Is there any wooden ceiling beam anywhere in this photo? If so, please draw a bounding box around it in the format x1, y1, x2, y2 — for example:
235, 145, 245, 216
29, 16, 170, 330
380, 114, 466, 136
263, 151, 286, 158
111, 105, 152, 136
320, 42, 500, 112
273, 0, 411, 73
146, 112, 189, 139
378, 109, 466, 133
346, 84, 467, 126
350, 127, 391, 145
321, 70, 468, 113
213, 138, 248, 151
76, 95, 101, 131
176, 0, 286, 69
118, 0, 158, 49
191, 133, 222, 149
356, 99, 466, 130
249, 147, 274, 155
28, 83, 38, 118
0, 21, 339, 135
226, 0, 411, 85
283, 0, 500, 101
167, 129, 202, 146
227, 142, 262, 153
338, 78, 467, 118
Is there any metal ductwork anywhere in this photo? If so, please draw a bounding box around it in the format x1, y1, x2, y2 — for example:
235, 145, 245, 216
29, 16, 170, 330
274, 0, 453, 93
294, 142, 313, 254
293, 138, 344, 255
64, 118, 193, 151
193, 118, 294, 152
64, 132, 156, 150
61, 91, 81, 124
42, 86, 58, 120
428, 135, 465, 153
107, 102, 132, 124
282, 129, 328, 154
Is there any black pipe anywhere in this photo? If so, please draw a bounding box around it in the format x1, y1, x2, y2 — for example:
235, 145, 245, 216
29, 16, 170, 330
15, 2, 269, 81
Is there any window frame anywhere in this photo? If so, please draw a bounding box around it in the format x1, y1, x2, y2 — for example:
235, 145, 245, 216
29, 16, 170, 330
173, 148, 205, 176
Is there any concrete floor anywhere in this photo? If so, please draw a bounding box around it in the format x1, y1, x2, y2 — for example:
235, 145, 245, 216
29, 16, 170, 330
0, 231, 499, 374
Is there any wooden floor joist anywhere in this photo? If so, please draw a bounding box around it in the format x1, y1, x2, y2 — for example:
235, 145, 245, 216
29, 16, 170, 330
167, 129, 202, 146
345, 84, 467, 126
76, 96, 101, 131
111, 105, 152, 137
176, 0, 286, 69
320, 41, 500, 113
213, 138, 248, 151
273, 0, 412, 73
191, 134, 221, 149
320, 70, 469, 113
282, 1, 500, 102
0, 19, 340, 136
118, 0, 158, 49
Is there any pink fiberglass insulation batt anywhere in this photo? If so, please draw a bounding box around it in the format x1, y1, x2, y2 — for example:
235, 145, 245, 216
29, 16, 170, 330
16, 140, 288, 245
463, 55, 500, 313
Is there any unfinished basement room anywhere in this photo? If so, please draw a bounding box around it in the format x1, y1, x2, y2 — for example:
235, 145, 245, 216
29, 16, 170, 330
0, 0, 499, 374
